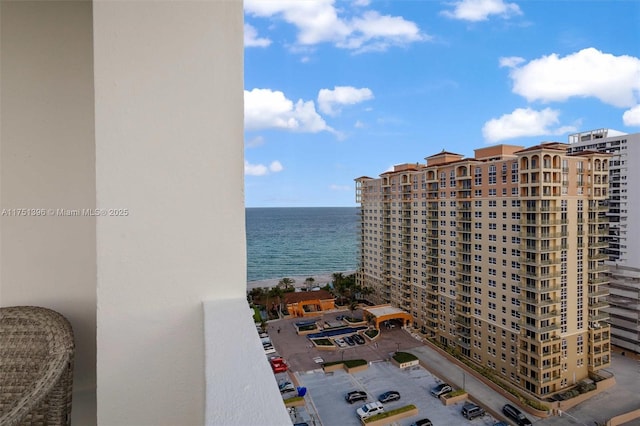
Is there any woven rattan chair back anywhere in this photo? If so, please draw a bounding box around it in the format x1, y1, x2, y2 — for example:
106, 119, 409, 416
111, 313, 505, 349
0, 306, 75, 426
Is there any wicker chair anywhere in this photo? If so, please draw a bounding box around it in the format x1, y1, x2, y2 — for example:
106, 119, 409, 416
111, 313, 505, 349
0, 306, 75, 426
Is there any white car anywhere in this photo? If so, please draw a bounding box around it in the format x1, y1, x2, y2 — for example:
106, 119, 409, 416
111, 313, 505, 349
430, 383, 452, 397
279, 381, 296, 393
356, 401, 384, 419
335, 338, 347, 348
263, 341, 276, 354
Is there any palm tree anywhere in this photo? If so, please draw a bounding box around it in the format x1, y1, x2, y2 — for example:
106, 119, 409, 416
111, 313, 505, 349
247, 287, 265, 305
349, 300, 359, 320
278, 277, 295, 291
268, 286, 284, 319
359, 286, 375, 303
304, 277, 315, 290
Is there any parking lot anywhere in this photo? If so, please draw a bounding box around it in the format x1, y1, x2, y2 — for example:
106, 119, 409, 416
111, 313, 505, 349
295, 361, 500, 426
266, 310, 640, 426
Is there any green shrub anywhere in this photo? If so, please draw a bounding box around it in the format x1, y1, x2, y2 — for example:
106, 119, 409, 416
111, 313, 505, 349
392, 351, 418, 363
363, 404, 417, 423
298, 324, 318, 331
311, 338, 333, 346
526, 399, 550, 411
323, 359, 367, 369
323, 324, 347, 331
344, 359, 367, 368
425, 338, 548, 412
445, 389, 467, 398
577, 382, 596, 394
283, 396, 304, 404
365, 329, 379, 339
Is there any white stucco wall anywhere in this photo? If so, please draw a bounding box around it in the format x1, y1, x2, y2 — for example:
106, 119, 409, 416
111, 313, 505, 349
204, 300, 292, 425
93, 1, 246, 424
1, 1, 284, 424
624, 134, 639, 267
0, 2, 97, 423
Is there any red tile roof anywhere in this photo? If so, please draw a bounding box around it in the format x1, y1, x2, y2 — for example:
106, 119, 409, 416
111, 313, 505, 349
284, 290, 335, 304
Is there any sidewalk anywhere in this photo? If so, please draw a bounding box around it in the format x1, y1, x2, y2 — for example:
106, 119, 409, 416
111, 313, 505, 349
406, 334, 640, 426
406, 345, 519, 424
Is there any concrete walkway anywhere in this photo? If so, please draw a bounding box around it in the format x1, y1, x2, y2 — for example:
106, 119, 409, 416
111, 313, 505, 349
405, 332, 640, 426
407, 345, 521, 424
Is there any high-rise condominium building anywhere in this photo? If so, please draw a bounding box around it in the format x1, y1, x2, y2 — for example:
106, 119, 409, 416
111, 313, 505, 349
567, 129, 640, 354
356, 142, 612, 399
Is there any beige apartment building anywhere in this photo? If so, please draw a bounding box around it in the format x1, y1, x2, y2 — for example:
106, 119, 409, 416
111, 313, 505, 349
355, 142, 612, 399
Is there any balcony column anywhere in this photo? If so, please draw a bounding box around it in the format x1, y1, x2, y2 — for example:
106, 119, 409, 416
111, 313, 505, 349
93, 1, 248, 425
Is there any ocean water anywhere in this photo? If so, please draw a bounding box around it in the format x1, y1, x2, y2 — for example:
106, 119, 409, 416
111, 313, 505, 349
246, 207, 360, 282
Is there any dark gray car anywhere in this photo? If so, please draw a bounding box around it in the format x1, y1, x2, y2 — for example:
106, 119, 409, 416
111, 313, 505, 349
378, 390, 400, 403
502, 404, 532, 426
345, 390, 367, 404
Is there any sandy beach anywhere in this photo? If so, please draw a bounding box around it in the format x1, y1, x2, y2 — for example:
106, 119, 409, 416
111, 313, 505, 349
246, 270, 356, 291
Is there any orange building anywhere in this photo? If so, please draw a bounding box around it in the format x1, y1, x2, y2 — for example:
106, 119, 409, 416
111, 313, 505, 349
284, 290, 336, 317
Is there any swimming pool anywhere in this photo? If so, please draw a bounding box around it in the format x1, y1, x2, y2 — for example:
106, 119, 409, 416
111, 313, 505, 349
306, 326, 368, 339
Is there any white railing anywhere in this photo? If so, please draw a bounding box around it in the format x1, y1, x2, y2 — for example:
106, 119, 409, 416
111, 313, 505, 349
204, 299, 291, 425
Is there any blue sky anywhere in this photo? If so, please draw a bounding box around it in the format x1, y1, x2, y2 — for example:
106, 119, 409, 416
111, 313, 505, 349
243, 0, 640, 207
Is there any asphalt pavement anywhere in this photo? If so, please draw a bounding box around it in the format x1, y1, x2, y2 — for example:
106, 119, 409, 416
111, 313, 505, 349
266, 310, 640, 426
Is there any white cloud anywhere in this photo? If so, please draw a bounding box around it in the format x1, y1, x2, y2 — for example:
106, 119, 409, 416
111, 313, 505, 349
317, 86, 374, 115
441, 0, 522, 22
244, 88, 333, 133
482, 107, 577, 142
244, 161, 268, 176
245, 135, 265, 148
244, 23, 271, 48
623, 105, 640, 126
506, 48, 640, 108
329, 184, 352, 191
499, 56, 525, 68
343, 11, 426, 52
354, 120, 366, 128
244, 160, 284, 176
269, 161, 284, 172
244, 0, 426, 52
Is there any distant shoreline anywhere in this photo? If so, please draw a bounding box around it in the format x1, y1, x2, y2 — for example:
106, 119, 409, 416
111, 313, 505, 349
246, 270, 356, 291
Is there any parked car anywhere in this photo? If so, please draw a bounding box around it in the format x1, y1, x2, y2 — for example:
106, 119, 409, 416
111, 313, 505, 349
344, 335, 355, 346
352, 334, 365, 345
263, 344, 276, 355
269, 357, 288, 373
502, 404, 532, 426
335, 338, 347, 348
493, 423, 509, 426
430, 383, 453, 397
461, 402, 486, 420
378, 390, 400, 403
356, 401, 384, 420
411, 419, 433, 426
345, 390, 368, 404
279, 381, 296, 393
